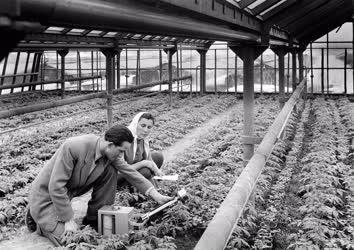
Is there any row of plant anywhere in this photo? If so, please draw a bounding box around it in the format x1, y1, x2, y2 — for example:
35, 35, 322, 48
0, 94, 240, 241
34, 96, 281, 249
225, 99, 307, 249
0, 94, 237, 199
0, 89, 83, 110
0, 92, 146, 130
72, 97, 279, 249
286, 98, 353, 249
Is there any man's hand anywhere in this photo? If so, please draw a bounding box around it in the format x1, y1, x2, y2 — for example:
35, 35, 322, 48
148, 188, 173, 205
64, 219, 78, 233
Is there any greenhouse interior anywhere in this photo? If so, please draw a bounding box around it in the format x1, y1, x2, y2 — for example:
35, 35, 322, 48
0, 0, 353, 250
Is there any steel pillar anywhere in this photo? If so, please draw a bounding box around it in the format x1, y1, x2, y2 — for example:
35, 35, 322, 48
101, 49, 116, 128
272, 47, 288, 108
321, 48, 324, 96
298, 49, 304, 82
10, 52, 21, 94
164, 47, 177, 106
159, 49, 163, 91
214, 50, 217, 94
58, 49, 68, 99
260, 54, 263, 94
31, 52, 42, 91
91, 51, 95, 91
116, 48, 122, 89
344, 49, 347, 94
229, 45, 266, 165
235, 54, 238, 95
77, 51, 82, 93
197, 49, 207, 95
21, 52, 31, 92
291, 49, 297, 92
310, 43, 314, 95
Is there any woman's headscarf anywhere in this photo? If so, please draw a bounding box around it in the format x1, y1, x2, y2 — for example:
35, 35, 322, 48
127, 112, 151, 160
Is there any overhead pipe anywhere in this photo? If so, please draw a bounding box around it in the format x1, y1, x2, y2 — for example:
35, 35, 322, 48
19, 0, 260, 42
195, 77, 306, 250
0, 92, 105, 119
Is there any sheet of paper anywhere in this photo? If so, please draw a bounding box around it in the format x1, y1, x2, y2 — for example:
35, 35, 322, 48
152, 174, 179, 181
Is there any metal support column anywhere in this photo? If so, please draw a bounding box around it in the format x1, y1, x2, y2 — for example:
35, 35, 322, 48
214, 49, 217, 94
274, 53, 277, 93
326, 34, 329, 95
0, 56, 8, 94
344, 49, 347, 94
272, 47, 287, 109
197, 49, 207, 95
159, 49, 163, 91
229, 45, 266, 165
102, 49, 116, 128
58, 50, 68, 99
116, 48, 122, 89
21, 52, 30, 92
164, 47, 177, 106
77, 51, 82, 93
125, 49, 128, 88
321, 48, 324, 96
298, 48, 305, 97
287, 53, 290, 94
226, 48, 229, 93
40, 54, 45, 91
91, 51, 95, 91
310, 43, 314, 95
260, 54, 263, 94
56, 52, 59, 90
235, 54, 237, 95
32, 52, 43, 91
176, 47, 180, 95
11, 52, 20, 93
136, 49, 140, 86
291, 49, 297, 92
298, 49, 304, 82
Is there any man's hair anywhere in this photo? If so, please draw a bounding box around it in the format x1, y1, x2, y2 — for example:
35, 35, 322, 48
139, 112, 155, 125
105, 125, 134, 146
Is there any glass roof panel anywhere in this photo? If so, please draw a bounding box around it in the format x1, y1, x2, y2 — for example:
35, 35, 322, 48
87, 30, 102, 36
132, 34, 143, 39
45, 27, 65, 33
142, 35, 153, 40
259, 0, 287, 16
248, 0, 266, 9
67, 29, 86, 35
103, 32, 118, 37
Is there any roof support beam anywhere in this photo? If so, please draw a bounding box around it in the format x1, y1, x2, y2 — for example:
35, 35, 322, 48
18, 0, 260, 42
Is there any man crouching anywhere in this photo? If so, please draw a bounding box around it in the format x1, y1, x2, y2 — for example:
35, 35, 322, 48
26, 125, 171, 246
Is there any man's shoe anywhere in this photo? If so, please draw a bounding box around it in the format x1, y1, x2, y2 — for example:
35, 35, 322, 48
25, 208, 37, 233
81, 216, 98, 232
